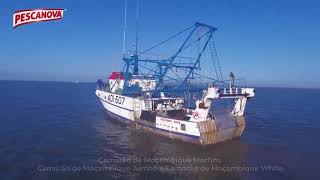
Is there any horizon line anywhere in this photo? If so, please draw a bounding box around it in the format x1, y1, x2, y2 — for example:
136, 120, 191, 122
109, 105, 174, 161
0, 79, 319, 90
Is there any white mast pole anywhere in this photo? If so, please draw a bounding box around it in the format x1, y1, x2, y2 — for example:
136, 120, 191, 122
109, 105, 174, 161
122, 0, 128, 56
135, 0, 139, 55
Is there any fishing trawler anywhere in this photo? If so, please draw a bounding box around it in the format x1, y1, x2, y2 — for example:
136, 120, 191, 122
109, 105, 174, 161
96, 22, 255, 145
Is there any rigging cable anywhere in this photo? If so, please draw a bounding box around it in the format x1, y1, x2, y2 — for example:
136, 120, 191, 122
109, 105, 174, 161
138, 24, 196, 55
211, 39, 224, 81
209, 41, 220, 81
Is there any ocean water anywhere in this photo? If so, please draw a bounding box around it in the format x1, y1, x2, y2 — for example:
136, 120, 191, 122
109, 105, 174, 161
0, 81, 319, 180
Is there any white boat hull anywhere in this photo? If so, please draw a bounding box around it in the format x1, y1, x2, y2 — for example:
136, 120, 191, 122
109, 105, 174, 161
95, 89, 246, 145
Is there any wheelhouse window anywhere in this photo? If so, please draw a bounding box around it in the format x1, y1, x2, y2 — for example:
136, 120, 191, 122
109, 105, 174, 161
181, 124, 186, 131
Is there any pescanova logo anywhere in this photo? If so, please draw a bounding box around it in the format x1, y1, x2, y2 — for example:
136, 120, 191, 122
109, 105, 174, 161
13, 8, 64, 28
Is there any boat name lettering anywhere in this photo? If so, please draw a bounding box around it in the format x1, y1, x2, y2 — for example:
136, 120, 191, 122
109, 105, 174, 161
160, 118, 180, 124
107, 94, 125, 105
160, 118, 172, 122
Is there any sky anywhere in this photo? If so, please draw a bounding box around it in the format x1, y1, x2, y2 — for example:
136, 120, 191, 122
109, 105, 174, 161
0, 0, 320, 88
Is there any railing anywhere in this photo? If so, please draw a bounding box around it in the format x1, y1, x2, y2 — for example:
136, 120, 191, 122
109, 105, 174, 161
222, 88, 241, 95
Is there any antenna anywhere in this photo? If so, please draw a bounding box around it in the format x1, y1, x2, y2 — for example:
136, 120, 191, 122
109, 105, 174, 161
122, 0, 128, 56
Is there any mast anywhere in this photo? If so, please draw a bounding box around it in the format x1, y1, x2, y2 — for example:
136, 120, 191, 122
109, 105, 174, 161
122, 0, 128, 56
135, 0, 139, 55
122, 0, 139, 93
133, 0, 139, 75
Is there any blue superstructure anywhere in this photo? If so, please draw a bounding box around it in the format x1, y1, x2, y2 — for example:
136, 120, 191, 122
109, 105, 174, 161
120, 22, 228, 97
